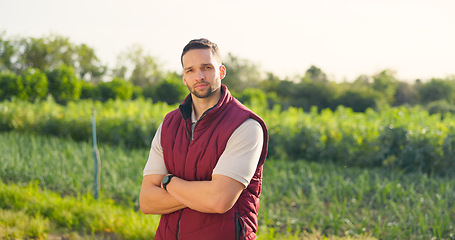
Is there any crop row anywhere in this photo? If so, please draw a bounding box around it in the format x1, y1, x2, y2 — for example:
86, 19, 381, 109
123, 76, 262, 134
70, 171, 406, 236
1, 98, 455, 173
1, 131, 454, 239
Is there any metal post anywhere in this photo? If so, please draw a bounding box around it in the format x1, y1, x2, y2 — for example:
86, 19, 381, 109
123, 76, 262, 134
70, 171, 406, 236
91, 107, 100, 199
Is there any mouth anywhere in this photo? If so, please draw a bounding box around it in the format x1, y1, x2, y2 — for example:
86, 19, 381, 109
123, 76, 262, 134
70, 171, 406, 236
194, 83, 208, 90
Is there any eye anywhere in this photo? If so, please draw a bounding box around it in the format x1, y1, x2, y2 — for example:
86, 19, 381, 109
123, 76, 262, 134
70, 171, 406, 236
186, 69, 193, 73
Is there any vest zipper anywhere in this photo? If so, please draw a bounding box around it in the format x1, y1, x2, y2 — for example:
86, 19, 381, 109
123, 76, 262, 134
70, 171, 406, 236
176, 210, 183, 240
235, 212, 246, 240
191, 111, 210, 135
181, 114, 192, 142
180, 99, 215, 142
177, 104, 213, 239
184, 112, 207, 142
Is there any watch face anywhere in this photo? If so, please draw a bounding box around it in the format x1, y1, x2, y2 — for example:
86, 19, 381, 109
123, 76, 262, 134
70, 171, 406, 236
162, 175, 174, 191
163, 175, 170, 184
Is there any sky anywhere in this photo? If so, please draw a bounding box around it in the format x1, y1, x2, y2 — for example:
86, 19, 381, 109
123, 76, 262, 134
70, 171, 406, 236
1, 0, 454, 82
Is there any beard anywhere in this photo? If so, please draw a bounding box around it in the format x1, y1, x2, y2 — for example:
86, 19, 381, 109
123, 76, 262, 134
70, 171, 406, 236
187, 80, 220, 99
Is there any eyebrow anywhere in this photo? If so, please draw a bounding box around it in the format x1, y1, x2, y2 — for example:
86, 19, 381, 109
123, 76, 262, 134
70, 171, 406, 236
184, 63, 213, 71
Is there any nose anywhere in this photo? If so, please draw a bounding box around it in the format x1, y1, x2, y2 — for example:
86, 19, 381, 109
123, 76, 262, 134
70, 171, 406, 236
196, 70, 205, 82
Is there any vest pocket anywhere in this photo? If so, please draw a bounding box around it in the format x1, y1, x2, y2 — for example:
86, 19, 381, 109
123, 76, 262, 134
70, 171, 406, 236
235, 212, 246, 240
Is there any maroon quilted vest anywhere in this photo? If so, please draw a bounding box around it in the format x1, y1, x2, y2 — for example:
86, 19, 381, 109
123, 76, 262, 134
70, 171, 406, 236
155, 85, 268, 240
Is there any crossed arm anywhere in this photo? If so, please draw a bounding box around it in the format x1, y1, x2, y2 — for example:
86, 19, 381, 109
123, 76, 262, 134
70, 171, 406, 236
139, 119, 263, 215
139, 173, 244, 214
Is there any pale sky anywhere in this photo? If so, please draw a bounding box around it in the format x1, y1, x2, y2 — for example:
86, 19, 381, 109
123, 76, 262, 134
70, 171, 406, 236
1, 0, 454, 82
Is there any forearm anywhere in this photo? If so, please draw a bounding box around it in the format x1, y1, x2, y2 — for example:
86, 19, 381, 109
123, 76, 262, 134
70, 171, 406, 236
139, 175, 187, 215
165, 175, 243, 214
140, 186, 186, 214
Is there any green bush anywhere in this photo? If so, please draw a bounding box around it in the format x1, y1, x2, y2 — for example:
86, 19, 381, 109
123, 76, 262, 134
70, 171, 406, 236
46, 64, 82, 104
427, 100, 455, 115
97, 77, 134, 101
143, 73, 187, 105
0, 97, 172, 148
417, 78, 455, 105
21, 68, 48, 101
0, 71, 24, 101
238, 87, 268, 109
333, 89, 378, 112
80, 80, 100, 100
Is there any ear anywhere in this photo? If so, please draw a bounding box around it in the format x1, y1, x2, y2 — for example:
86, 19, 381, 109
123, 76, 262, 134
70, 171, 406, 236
219, 65, 226, 80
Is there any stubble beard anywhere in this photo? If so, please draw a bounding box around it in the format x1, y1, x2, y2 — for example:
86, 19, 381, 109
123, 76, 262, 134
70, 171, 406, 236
188, 84, 214, 98
188, 80, 221, 99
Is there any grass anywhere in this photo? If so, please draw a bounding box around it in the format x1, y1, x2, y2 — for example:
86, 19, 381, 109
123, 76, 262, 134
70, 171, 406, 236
0, 208, 49, 239
0, 181, 160, 239
260, 161, 455, 239
0, 131, 148, 206
1, 131, 455, 239
0, 181, 376, 240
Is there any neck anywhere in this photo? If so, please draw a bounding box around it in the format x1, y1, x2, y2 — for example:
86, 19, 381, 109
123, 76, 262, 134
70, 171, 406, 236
191, 88, 222, 120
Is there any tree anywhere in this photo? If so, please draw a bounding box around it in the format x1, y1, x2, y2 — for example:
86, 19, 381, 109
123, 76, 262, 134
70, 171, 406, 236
112, 44, 163, 87
417, 78, 455, 105
274, 79, 298, 109
393, 82, 418, 106
80, 81, 100, 100
0, 71, 24, 101
0, 33, 106, 81
237, 88, 268, 109
301, 65, 328, 83
75, 44, 106, 82
259, 72, 284, 108
98, 77, 134, 101
21, 68, 48, 101
372, 69, 398, 105
46, 65, 82, 103
222, 53, 262, 93
143, 72, 187, 105
0, 32, 17, 72
296, 81, 336, 111
334, 88, 378, 112
260, 72, 281, 93
19, 35, 74, 72
426, 100, 455, 115
352, 74, 372, 87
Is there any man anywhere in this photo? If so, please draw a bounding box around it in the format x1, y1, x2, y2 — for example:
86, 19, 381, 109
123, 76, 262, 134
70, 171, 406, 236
139, 38, 268, 240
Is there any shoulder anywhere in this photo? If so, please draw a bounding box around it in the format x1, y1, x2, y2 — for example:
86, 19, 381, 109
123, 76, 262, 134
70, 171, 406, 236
231, 98, 266, 122
230, 119, 263, 142
237, 118, 262, 131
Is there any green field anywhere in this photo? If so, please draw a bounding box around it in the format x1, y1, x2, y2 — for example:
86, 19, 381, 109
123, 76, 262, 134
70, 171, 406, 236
2, 98, 455, 175
1, 131, 454, 239
2, 32, 455, 239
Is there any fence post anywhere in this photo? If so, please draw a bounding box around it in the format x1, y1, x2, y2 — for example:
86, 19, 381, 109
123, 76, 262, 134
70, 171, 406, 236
91, 107, 101, 200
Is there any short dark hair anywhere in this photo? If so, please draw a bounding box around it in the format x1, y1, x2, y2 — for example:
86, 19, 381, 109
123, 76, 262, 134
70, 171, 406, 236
181, 38, 222, 66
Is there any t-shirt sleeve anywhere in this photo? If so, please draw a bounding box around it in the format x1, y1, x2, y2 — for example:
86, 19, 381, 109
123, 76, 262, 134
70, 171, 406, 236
212, 119, 264, 188
143, 123, 168, 176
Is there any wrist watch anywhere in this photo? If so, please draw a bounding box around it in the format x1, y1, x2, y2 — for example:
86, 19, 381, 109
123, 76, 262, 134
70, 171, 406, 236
162, 174, 176, 191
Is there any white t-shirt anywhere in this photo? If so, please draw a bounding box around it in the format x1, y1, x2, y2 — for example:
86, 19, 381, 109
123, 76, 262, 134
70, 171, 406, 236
143, 116, 264, 188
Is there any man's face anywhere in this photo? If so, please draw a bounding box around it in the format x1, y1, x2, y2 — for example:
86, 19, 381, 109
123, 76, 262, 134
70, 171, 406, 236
182, 49, 226, 99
